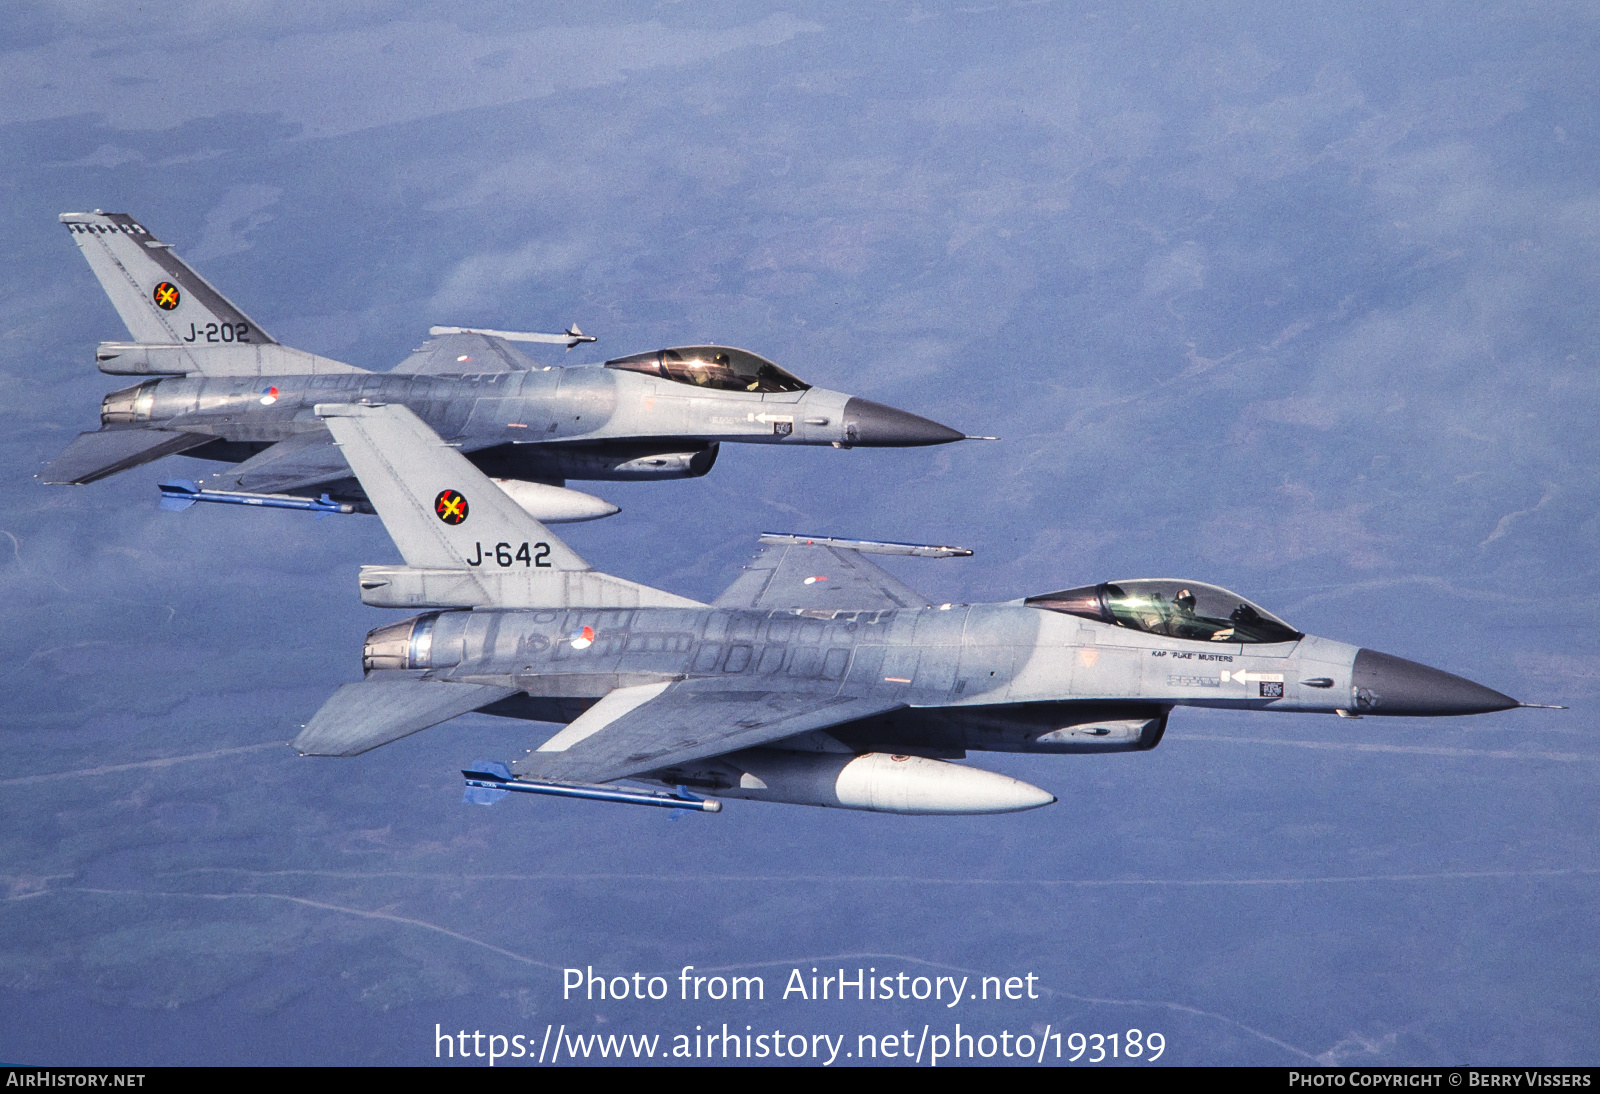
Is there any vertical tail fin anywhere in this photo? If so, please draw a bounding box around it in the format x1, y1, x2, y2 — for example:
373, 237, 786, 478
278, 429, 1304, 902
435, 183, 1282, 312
316, 403, 703, 609
60, 211, 276, 346
316, 402, 589, 572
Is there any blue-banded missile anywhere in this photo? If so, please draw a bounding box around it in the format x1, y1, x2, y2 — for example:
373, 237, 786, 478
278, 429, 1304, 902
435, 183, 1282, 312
461, 762, 721, 813
158, 479, 356, 515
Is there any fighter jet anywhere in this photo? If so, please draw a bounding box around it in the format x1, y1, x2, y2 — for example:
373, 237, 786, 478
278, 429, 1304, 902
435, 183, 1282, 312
43, 211, 967, 522
290, 402, 1554, 816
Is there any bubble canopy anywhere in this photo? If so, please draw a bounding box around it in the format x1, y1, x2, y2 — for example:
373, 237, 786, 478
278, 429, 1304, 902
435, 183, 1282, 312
605, 346, 811, 393
1026, 579, 1302, 645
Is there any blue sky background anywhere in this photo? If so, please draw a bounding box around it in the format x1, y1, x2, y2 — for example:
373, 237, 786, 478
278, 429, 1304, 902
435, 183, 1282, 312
1, 1, 1596, 1065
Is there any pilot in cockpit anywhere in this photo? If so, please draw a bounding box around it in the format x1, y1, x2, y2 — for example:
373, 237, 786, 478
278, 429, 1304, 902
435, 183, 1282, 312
1168, 588, 1201, 640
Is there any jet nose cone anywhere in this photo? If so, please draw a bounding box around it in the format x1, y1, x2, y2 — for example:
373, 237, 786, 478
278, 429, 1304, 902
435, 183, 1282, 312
1351, 649, 1518, 716
842, 397, 965, 446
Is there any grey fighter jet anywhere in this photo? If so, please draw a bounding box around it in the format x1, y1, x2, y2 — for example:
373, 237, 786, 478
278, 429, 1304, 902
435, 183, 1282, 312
43, 211, 966, 522
290, 403, 1552, 816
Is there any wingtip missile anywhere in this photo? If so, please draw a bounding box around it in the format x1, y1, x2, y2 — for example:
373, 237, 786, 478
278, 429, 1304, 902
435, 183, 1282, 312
428, 324, 597, 348
759, 532, 974, 558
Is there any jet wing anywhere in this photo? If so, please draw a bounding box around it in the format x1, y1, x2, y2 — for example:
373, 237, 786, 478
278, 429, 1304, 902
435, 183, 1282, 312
390, 332, 540, 376
713, 533, 971, 611
215, 428, 354, 495
293, 674, 518, 756
512, 678, 906, 784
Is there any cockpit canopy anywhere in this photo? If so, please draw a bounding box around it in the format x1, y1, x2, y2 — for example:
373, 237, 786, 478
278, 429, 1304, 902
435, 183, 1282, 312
1026, 579, 1302, 645
605, 346, 810, 393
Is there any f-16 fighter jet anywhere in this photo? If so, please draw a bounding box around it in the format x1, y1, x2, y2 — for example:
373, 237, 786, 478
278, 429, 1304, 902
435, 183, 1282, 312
43, 211, 966, 523
291, 403, 1552, 816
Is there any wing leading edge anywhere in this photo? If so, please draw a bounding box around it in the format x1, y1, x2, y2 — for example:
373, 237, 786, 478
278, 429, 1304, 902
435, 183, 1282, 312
391, 332, 542, 376
712, 533, 971, 612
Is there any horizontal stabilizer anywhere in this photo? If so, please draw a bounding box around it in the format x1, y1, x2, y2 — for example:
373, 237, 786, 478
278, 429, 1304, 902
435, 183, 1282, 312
40, 428, 212, 485
294, 676, 517, 756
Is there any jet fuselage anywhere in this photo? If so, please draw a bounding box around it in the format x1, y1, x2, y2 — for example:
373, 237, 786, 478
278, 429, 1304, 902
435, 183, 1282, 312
52, 210, 966, 495
99, 364, 958, 485
361, 600, 1515, 771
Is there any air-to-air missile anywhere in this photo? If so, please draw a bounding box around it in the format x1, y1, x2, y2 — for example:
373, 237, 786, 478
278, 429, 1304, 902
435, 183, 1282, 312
157, 478, 358, 516
286, 402, 1558, 818
43, 211, 971, 521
